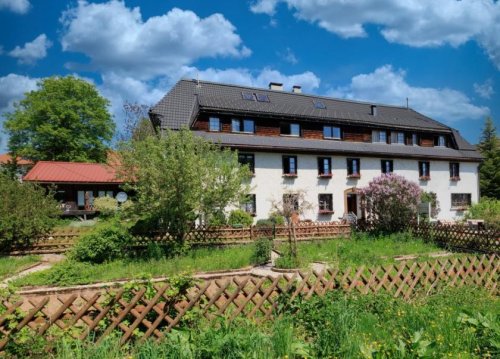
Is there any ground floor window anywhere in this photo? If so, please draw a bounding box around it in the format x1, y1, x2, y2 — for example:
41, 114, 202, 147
240, 194, 256, 215
318, 194, 333, 213
451, 193, 471, 209
283, 193, 299, 212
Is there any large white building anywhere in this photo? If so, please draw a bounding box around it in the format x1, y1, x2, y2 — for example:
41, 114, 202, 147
150, 80, 482, 222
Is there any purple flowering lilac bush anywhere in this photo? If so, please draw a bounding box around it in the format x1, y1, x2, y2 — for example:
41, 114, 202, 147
359, 174, 422, 233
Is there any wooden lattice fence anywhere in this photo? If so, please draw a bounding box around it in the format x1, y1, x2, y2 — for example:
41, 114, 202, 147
6, 222, 351, 254
0, 254, 497, 349
411, 223, 499, 253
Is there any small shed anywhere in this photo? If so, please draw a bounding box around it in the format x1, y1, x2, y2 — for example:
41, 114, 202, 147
23, 161, 125, 218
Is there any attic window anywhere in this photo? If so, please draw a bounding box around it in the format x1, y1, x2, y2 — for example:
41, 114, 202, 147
241, 92, 255, 101
255, 93, 270, 102
313, 100, 326, 109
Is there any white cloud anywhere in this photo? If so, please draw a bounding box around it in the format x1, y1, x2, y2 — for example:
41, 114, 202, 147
60, 1, 250, 79
329, 65, 489, 123
8, 34, 52, 65
250, 0, 500, 69
177, 66, 320, 92
0, 0, 30, 14
473, 79, 494, 99
279, 47, 298, 64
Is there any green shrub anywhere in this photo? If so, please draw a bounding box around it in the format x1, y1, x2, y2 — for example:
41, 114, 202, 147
145, 242, 164, 260
71, 225, 132, 263
255, 219, 273, 227
420, 191, 440, 218
269, 212, 285, 225
228, 209, 253, 227
93, 196, 118, 217
0, 173, 59, 248
251, 237, 272, 265
465, 197, 500, 230
275, 246, 300, 269
208, 210, 227, 226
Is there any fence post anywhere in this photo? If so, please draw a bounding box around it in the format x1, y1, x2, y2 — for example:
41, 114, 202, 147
250, 225, 254, 241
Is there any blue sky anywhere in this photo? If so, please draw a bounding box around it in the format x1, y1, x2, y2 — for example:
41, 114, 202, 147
0, 0, 499, 151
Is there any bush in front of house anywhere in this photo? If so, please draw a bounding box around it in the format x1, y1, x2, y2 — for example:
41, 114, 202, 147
71, 225, 133, 263
93, 196, 118, 218
464, 197, 500, 230
359, 173, 422, 233
251, 237, 272, 265
256, 213, 286, 227
228, 209, 254, 227
0, 172, 59, 248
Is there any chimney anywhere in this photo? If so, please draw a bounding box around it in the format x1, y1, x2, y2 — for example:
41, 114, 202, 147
371, 105, 378, 116
269, 82, 283, 91
292, 85, 302, 94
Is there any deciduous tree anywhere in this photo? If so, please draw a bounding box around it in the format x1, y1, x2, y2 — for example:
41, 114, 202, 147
4, 76, 114, 162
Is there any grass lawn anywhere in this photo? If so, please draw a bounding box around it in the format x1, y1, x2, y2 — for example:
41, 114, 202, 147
14, 245, 255, 287
0, 255, 41, 279
276, 232, 453, 269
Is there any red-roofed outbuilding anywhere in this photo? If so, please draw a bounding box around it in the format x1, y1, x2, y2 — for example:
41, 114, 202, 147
23, 161, 126, 218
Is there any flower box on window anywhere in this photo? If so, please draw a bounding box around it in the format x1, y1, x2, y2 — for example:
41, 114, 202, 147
347, 174, 361, 179
282, 173, 298, 178
450, 176, 461, 181
318, 210, 335, 215
318, 173, 333, 178
452, 206, 468, 211
419, 176, 431, 181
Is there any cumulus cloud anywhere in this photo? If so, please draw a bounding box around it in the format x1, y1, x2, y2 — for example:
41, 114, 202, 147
8, 34, 52, 64
0, 0, 30, 14
250, 0, 500, 69
473, 79, 494, 99
60, 1, 250, 79
329, 65, 489, 123
278, 47, 298, 64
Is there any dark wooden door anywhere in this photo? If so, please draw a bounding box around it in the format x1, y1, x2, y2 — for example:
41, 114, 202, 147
347, 193, 357, 215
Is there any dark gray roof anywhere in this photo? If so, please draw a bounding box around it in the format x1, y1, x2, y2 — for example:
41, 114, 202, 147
151, 79, 480, 158
195, 131, 483, 161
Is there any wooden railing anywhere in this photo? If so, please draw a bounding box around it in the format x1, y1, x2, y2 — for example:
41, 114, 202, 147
0, 254, 497, 349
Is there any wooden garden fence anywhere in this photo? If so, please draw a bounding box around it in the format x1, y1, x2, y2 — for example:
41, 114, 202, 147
0, 254, 497, 349
410, 223, 499, 253
6, 222, 351, 254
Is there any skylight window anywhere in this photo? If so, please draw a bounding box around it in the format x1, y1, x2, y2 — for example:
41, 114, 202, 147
313, 100, 326, 109
241, 92, 255, 101
255, 93, 270, 102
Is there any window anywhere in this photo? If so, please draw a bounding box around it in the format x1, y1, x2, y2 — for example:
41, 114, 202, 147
313, 100, 326, 109
317, 157, 332, 176
209, 117, 220, 132
391, 131, 404, 144
436, 135, 446, 147
412, 133, 418, 146
323, 126, 341, 139
451, 193, 471, 209
241, 194, 256, 215
238, 153, 255, 173
280, 123, 301, 136
232, 119, 254, 133
282, 155, 298, 176
347, 158, 360, 177
381, 160, 394, 174
449, 162, 460, 180
372, 130, 387, 143
318, 194, 333, 213
419, 161, 430, 179
255, 93, 270, 102
241, 92, 255, 101
283, 193, 299, 212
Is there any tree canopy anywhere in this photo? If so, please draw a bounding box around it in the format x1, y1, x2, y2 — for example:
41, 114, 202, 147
477, 117, 499, 199
119, 128, 251, 247
3, 76, 115, 162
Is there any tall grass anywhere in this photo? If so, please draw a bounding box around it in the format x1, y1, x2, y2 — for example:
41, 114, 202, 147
0, 255, 40, 279
14, 245, 254, 287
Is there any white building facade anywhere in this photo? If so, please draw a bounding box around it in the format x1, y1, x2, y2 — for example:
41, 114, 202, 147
150, 79, 483, 222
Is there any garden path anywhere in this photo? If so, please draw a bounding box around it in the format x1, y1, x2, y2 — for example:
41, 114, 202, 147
0, 254, 64, 288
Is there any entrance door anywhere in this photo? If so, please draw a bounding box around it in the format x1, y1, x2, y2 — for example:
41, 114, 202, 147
346, 193, 357, 215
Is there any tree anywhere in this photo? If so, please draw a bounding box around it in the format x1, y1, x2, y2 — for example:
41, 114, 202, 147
270, 189, 312, 262
3, 76, 115, 162
477, 117, 500, 199
0, 173, 59, 248
420, 191, 440, 219
359, 174, 422, 233
120, 102, 156, 142
118, 128, 251, 249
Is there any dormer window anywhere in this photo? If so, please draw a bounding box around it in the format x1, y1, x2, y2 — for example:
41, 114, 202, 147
323, 126, 341, 139
209, 117, 220, 132
412, 133, 419, 146
372, 130, 387, 143
437, 135, 446, 147
391, 132, 405, 144
281, 123, 301, 137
